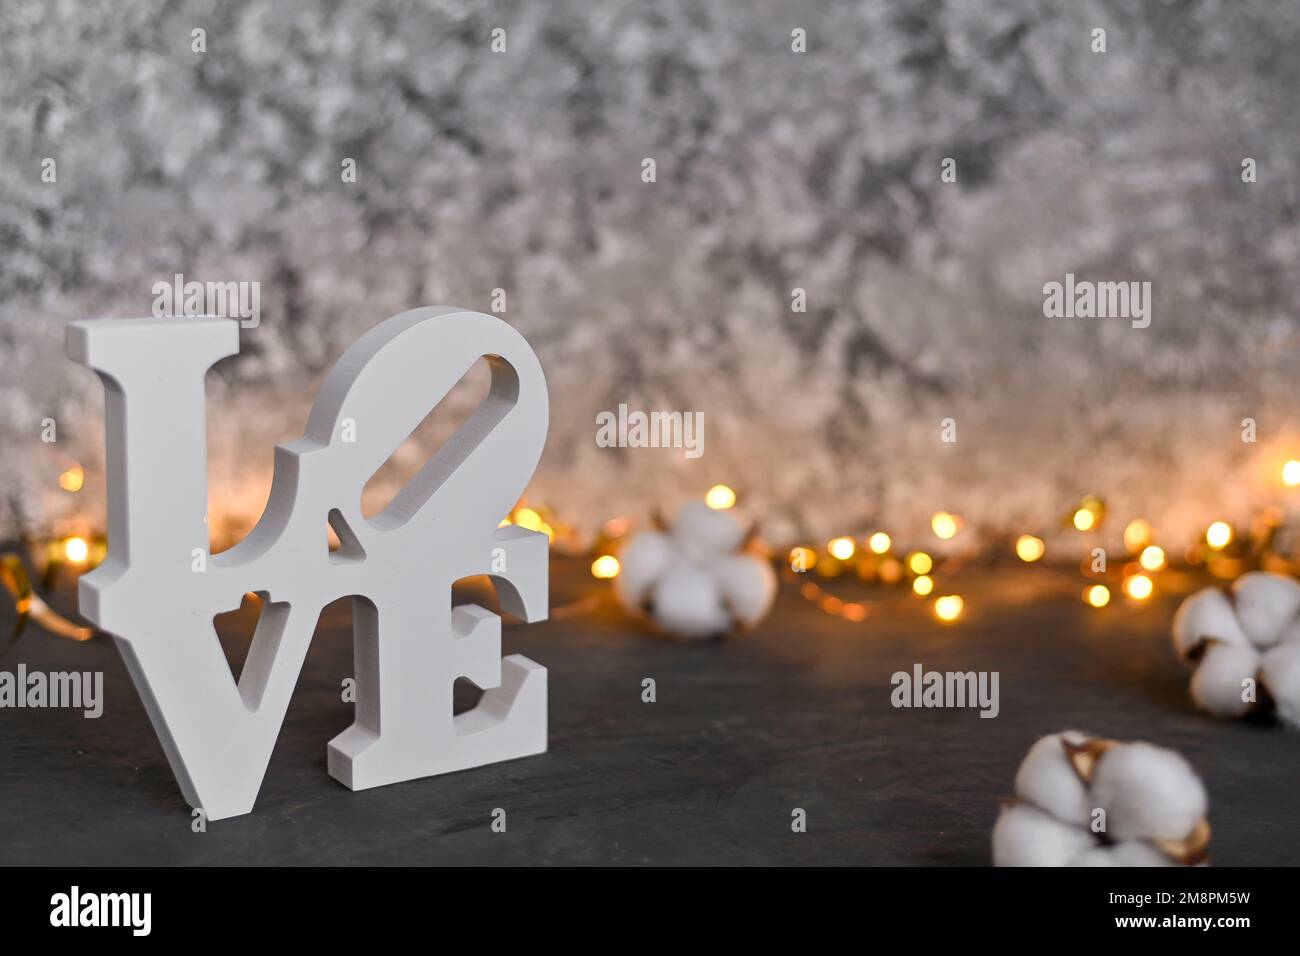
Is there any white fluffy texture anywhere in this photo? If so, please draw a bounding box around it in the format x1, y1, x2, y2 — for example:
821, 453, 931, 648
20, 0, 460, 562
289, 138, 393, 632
1231, 573, 1300, 649
1012, 730, 1093, 827
1191, 642, 1261, 717
1172, 588, 1250, 659
670, 502, 746, 560
613, 531, 674, 608
993, 731, 1207, 867
1172, 573, 1300, 727
712, 554, 779, 628
646, 565, 735, 639
1089, 743, 1208, 843
992, 804, 1096, 868
1259, 643, 1300, 730
613, 504, 776, 639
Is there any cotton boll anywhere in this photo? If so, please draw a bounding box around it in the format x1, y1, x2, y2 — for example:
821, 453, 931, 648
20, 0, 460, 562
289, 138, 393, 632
614, 531, 675, 607
1260, 642, 1300, 730
713, 553, 777, 627
1071, 841, 1174, 867
1276, 614, 1300, 648
1172, 587, 1250, 659
1013, 733, 1092, 826
1066, 845, 1115, 867
1190, 641, 1261, 717
671, 500, 746, 560
612, 504, 777, 638
1230, 572, 1300, 648
992, 804, 1097, 867
1090, 743, 1207, 843
649, 565, 733, 639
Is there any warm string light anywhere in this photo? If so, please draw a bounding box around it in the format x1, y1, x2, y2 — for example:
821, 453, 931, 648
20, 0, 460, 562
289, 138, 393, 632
931, 511, 960, 540
591, 554, 620, 579
828, 536, 856, 561
933, 594, 964, 622
1123, 573, 1154, 600
787, 528, 962, 624
1139, 545, 1166, 572
1206, 521, 1233, 551
704, 484, 737, 510
1085, 584, 1111, 608
58, 466, 84, 493
1123, 518, 1152, 553
571, 472, 1290, 626
794, 577, 870, 623
63, 536, 89, 564
1015, 535, 1045, 562
33, 462, 1300, 637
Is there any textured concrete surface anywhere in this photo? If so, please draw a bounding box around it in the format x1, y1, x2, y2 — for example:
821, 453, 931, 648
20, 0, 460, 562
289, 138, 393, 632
1, 558, 1295, 865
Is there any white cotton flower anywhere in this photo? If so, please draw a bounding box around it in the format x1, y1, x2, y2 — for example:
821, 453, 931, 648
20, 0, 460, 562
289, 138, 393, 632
1013, 730, 1093, 826
613, 531, 674, 608
1172, 587, 1250, 659
992, 804, 1096, 867
712, 554, 778, 628
1172, 572, 1300, 728
1089, 742, 1208, 843
1230, 572, 1300, 649
1190, 642, 1260, 717
1259, 643, 1300, 730
612, 503, 776, 640
993, 731, 1210, 867
647, 565, 735, 638
670, 501, 746, 559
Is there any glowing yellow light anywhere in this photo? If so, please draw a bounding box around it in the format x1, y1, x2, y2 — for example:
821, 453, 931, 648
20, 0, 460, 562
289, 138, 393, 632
591, 555, 620, 579
515, 508, 543, 532
907, 551, 933, 575
841, 602, 867, 622
58, 466, 84, 492
913, 574, 935, 596
1206, 521, 1233, 551
931, 512, 960, 540
1124, 574, 1153, 600
867, 532, 892, 554
1123, 518, 1152, 553
497, 518, 512, 528
63, 536, 89, 564
539, 522, 556, 543
1084, 584, 1111, 608
933, 594, 963, 622
1015, 534, 1045, 562
828, 536, 856, 561
705, 484, 737, 510
1139, 545, 1166, 572
789, 546, 817, 572
1072, 508, 1096, 532
1284, 460, 1300, 487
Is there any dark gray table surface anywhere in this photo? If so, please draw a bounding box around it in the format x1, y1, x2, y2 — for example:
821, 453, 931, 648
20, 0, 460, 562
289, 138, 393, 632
1, 559, 1296, 865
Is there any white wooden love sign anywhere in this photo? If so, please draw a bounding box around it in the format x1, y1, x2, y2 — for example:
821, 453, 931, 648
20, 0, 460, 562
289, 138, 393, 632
67, 307, 549, 820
